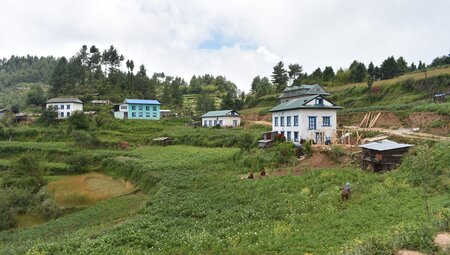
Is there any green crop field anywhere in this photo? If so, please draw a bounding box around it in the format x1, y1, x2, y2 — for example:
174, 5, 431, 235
0, 118, 448, 255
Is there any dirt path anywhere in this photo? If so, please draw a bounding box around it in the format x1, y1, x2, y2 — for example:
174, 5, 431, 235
344, 126, 450, 142
245, 120, 272, 127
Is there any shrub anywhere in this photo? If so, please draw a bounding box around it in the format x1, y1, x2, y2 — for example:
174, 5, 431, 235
66, 153, 92, 174
37, 106, 58, 127
304, 140, 313, 156
67, 111, 90, 131
71, 130, 100, 148
276, 142, 296, 164
238, 132, 255, 151
329, 145, 345, 162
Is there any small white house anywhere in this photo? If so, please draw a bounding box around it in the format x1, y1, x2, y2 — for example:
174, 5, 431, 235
269, 95, 342, 144
201, 110, 241, 127
45, 98, 83, 119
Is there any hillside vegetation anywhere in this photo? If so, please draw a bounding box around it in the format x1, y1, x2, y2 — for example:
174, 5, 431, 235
0, 118, 448, 254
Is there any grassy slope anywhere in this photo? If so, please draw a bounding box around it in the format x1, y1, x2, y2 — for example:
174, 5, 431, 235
243, 66, 450, 113
326, 66, 450, 93
1, 143, 446, 254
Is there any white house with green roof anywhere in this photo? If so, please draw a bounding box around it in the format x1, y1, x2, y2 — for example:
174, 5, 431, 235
269, 95, 342, 144
201, 110, 241, 127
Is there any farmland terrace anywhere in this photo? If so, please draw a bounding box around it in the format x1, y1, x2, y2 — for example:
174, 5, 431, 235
0, 118, 448, 255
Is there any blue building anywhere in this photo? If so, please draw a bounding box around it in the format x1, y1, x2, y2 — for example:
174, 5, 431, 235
114, 99, 161, 120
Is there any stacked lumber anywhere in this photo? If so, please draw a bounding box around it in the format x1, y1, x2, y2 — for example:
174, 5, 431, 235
359, 112, 381, 128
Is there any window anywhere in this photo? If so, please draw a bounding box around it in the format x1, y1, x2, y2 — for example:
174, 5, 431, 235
60, 112, 64, 118
204, 120, 207, 126
274, 117, 279, 126
139, 106, 143, 111
139, 112, 143, 117
120, 105, 127, 110
214, 120, 217, 126
67, 112, 70, 117
209, 120, 212, 126
323, 116, 331, 127
153, 112, 157, 117
286, 116, 291, 126
287, 131, 291, 141
219, 120, 223, 126
280, 116, 285, 126
132, 106, 136, 110
153, 106, 157, 111
67, 104, 71, 110
146, 113, 150, 118
294, 131, 299, 142
308, 116, 317, 130
60, 104, 64, 110
145, 106, 150, 111
132, 112, 136, 117
294, 115, 299, 126
233, 120, 238, 127
315, 98, 324, 105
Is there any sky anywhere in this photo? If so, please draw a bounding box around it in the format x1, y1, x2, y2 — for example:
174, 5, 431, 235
0, 0, 449, 92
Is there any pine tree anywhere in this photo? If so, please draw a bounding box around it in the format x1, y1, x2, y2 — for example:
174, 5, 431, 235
271, 61, 289, 92
322, 66, 335, 81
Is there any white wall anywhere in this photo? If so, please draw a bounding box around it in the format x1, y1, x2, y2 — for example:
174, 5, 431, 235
202, 116, 241, 127
271, 108, 337, 143
46, 102, 83, 119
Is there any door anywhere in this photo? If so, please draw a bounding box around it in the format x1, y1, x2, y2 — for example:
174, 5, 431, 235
124, 112, 128, 119
233, 120, 237, 127
315, 132, 323, 144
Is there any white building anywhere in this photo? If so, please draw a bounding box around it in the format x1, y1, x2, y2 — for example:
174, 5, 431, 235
269, 95, 342, 144
45, 98, 83, 119
201, 110, 241, 127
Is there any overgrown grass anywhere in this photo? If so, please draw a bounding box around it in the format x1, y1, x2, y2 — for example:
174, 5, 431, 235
46, 172, 135, 207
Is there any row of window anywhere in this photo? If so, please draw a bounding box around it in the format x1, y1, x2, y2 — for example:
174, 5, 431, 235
279, 131, 300, 142
131, 112, 157, 118
204, 120, 223, 126
60, 112, 71, 117
131, 105, 157, 111
274, 116, 331, 129
203, 120, 239, 127
52, 104, 71, 110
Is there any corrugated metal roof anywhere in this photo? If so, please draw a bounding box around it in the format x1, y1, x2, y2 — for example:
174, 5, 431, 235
359, 140, 413, 151
269, 95, 342, 112
124, 99, 161, 105
201, 110, 240, 117
46, 98, 83, 104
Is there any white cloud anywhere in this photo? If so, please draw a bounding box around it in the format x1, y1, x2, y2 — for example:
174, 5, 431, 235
0, 0, 449, 92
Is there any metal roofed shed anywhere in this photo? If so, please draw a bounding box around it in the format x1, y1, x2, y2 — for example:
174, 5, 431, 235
359, 140, 413, 172
123, 99, 161, 105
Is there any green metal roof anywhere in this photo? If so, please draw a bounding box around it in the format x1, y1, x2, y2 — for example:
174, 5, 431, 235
201, 110, 240, 117
269, 95, 343, 112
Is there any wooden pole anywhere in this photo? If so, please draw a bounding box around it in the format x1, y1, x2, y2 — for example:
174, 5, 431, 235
369, 112, 381, 128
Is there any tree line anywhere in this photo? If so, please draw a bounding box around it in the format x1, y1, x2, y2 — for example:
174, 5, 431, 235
251, 54, 450, 97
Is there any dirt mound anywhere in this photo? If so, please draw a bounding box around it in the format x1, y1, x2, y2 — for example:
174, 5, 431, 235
243, 112, 271, 122
434, 232, 450, 253
299, 152, 337, 168
396, 250, 425, 255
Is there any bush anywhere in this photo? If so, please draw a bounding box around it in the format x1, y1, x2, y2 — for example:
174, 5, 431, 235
37, 107, 58, 127
238, 132, 255, 151
304, 140, 313, 156
67, 111, 90, 131
71, 130, 100, 148
329, 145, 345, 162
276, 142, 296, 164
66, 153, 92, 174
